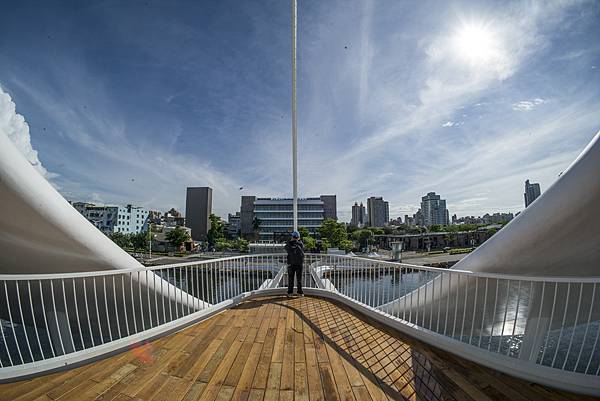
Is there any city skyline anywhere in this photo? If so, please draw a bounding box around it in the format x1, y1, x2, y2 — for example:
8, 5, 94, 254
1, 1, 599, 222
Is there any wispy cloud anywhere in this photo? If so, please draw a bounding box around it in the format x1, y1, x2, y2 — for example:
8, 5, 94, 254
0, 0, 598, 221
512, 98, 546, 111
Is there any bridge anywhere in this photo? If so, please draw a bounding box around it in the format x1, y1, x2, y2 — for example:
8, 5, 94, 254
0, 254, 599, 400
1, 90, 600, 399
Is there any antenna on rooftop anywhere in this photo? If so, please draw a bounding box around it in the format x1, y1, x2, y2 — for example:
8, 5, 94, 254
291, 0, 298, 231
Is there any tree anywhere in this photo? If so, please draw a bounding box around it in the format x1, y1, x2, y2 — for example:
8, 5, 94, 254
109, 232, 131, 249
318, 219, 350, 251
351, 229, 373, 250
232, 237, 250, 252
366, 227, 384, 236
207, 214, 225, 246
166, 226, 191, 249
130, 231, 149, 252
215, 239, 230, 252
298, 227, 310, 239
303, 236, 317, 251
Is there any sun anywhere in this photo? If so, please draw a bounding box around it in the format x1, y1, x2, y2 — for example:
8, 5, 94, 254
452, 22, 498, 66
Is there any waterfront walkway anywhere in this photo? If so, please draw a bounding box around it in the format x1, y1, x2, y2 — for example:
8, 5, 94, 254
0, 295, 593, 401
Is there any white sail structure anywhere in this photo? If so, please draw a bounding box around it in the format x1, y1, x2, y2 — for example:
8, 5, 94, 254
454, 130, 600, 276
378, 131, 600, 346
0, 132, 207, 343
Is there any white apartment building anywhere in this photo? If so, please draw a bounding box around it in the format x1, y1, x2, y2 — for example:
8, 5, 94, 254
71, 202, 149, 235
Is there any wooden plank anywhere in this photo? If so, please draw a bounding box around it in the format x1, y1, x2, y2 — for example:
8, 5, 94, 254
351, 386, 373, 401
223, 342, 253, 387
214, 385, 235, 401
263, 363, 282, 401
280, 306, 296, 391
251, 328, 276, 389
294, 363, 309, 401
255, 303, 274, 343
182, 382, 208, 401
149, 375, 192, 401
279, 390, 294, 401
325, 342, 356, 401
133, 371, 170, 400
270, 304, 287, 363
197, 339, 243, 401
318, 363, 340, 401
58, 363, 138, 401
180, 338, 225, 382
198, 328, 240, 383
118, 346, 182, 396
304, 343, 324, 401
232, 342, 264, 401
247, 389, 265, 401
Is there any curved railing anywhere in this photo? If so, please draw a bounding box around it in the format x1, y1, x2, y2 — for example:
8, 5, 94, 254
1, 254, 599, 396
0, 254, 287, 380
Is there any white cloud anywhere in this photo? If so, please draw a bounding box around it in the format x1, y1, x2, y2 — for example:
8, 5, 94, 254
0, 86, 53, 178
442, 121, 455, 127
512, 98, 546, 111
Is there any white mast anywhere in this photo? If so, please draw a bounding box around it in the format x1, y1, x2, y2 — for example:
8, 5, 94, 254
291, 0, 298, 232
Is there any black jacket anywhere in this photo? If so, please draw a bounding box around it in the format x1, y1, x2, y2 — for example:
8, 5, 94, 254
285, 240, 304, 265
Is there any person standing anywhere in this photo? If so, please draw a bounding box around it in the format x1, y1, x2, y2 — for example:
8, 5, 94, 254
284, 231, 304, 297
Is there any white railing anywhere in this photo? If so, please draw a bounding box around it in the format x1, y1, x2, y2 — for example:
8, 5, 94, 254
0, 254, 287, 380
0, 253, 599, 396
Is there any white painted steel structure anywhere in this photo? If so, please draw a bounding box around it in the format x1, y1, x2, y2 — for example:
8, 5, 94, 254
0, 254, 599, 397
454, 130, 600, 276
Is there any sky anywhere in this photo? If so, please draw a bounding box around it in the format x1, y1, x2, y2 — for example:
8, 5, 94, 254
0, 0, 599, 222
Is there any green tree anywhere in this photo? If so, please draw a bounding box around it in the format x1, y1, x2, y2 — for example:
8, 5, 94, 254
215, 239, 231, 252
166, 226, 191, 249
338, 239, 354, 252
233, 237, 249, 252
298, 227, 310, 239
207, 214, 225, 246
302, 236, 317, 251
366, 227, 384, 235
318, 219, 350, 250
130, 231, 149, 252
351, 229, 373, 249
109, 232, 131, 249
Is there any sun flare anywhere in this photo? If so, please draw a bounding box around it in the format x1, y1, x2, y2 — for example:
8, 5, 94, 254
453, 23, 498, 66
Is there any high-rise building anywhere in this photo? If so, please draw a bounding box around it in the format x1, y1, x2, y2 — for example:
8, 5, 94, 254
524, 179, 541, 208
351, 202, 367, 227
71, 202, 149, 234
226, 212, 241, 239
420, 192, 449, 227
240, 195, 337, 241
185, 187, 212, 241
366, 197, 389, 227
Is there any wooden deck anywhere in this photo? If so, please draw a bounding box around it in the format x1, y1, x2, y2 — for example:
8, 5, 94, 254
0, 295, 594, 401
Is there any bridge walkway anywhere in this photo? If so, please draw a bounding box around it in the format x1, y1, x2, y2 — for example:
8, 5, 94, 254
0, 295, 592, 401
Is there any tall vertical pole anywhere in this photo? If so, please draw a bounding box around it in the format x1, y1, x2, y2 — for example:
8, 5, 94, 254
291, 0, 298, 232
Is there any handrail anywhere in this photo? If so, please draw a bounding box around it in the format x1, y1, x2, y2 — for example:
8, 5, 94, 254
0, 253, 598, 396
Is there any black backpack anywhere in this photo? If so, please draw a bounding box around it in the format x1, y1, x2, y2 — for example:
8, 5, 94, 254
287, 241, 304, 265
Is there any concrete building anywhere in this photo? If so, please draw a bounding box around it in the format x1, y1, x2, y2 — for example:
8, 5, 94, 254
240, 195, 337, 241
72, 203, 149, 235
351, 202, 367, 227
366, 197, 389, 227
185, 187, 212, 241
226, 212, 241, 239
420, 192, 449, 227
524, 179, 541, 208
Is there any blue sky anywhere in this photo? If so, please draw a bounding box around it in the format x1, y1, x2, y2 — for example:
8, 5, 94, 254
1, 0, 599, 222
